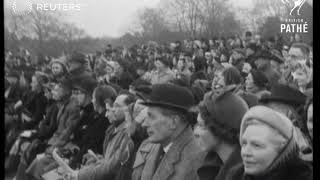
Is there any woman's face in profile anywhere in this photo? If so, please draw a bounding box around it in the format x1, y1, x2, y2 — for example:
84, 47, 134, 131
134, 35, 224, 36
241, 124, 282, 175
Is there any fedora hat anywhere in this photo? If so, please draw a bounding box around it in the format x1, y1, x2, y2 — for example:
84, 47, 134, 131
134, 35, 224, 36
260, 83, 306, 107
140, 84, 195, 112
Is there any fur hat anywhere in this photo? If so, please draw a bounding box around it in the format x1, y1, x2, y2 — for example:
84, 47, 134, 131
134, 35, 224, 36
250, 69, 269, 89
199, 92, 249, 143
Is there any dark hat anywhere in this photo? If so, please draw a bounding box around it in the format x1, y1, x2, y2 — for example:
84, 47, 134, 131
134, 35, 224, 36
58, 78, 73, 91
155, 56, 170, 67
43, 82, 56, 90
260, 83, 307, 108
69, 52, 87, 64
269, 49, 285, 63
199, 92, 249, 143
34, 71, 49, 86
94, 85, 118, 105
72, 75, 98, 95
250, 69, 269, 89
170, 75, 190, 87
140, 84, 195, 112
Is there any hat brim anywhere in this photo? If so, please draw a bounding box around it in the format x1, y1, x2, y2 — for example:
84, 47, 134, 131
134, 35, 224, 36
259, 96, 305, 106
140, 101, 189, 112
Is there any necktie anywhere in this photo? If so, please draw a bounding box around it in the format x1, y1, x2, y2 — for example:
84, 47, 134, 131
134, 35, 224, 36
155, 148, 165, 171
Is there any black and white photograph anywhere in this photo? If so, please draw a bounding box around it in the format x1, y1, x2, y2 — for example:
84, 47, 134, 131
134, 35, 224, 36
4, 0, 313, 180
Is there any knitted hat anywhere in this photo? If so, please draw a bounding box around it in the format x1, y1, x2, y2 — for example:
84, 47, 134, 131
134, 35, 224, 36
240, 106, 295, 141
199, 92, 249, 143
250, 69, 269, 89
240, 106, 299, 173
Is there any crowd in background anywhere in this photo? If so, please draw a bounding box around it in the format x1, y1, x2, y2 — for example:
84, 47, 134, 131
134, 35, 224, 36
5, 31, 313, 180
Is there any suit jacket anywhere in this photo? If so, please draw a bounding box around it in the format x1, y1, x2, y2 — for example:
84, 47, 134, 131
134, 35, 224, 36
132, 126, 205, 180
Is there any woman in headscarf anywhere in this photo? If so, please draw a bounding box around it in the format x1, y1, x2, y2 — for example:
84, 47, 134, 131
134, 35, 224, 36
227, 106, 312, 180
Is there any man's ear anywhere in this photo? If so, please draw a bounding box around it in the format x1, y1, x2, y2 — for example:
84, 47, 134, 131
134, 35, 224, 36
169, 115, 180, 130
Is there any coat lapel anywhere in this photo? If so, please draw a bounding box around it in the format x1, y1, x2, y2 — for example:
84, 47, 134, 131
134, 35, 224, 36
152, 127, 194, 180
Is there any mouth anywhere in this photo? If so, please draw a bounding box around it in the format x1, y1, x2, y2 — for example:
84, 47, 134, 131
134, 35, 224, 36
243, 160, 256, 166
147, 130, 153, 136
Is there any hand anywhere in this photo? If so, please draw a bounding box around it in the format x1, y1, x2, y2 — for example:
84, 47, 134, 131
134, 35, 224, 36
82, 152, 103, 165
63, 170, 78, 180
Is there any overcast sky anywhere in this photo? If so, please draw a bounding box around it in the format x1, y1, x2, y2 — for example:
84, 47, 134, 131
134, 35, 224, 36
5, 0, 253, 38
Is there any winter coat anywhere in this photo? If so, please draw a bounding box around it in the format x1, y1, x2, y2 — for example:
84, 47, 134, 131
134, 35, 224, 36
226, 157, 313, 180
78, 121, 135, 180
131, 127, 205, 180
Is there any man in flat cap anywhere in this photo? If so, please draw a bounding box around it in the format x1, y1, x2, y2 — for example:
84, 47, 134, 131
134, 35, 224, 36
132, 84, 204, 180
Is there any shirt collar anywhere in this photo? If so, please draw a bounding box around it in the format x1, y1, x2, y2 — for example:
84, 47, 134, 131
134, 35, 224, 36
163, 142, 173, 153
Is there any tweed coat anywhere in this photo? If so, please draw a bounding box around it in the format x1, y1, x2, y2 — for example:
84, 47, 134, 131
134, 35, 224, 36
131, 126, 205, 180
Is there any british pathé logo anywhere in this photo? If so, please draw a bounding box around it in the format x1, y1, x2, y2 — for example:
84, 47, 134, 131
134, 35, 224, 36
282, 0, 306, 16
280, 0, 309, 33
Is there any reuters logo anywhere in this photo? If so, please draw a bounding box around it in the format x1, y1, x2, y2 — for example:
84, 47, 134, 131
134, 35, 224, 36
11, 0, 33, 16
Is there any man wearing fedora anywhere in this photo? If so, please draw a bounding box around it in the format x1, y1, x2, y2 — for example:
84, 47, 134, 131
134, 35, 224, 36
131, 84, 204, 180
259, 83, 312, 161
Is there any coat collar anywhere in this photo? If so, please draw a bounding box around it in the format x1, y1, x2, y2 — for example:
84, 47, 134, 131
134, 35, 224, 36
152, 126, 194, 180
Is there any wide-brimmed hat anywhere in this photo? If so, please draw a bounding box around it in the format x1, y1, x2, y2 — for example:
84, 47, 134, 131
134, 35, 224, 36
140, 84, 195, 112
260, 83, 306, 107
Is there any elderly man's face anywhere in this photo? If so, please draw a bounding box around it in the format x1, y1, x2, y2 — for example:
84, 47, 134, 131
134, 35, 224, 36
142, 107, 175, 144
